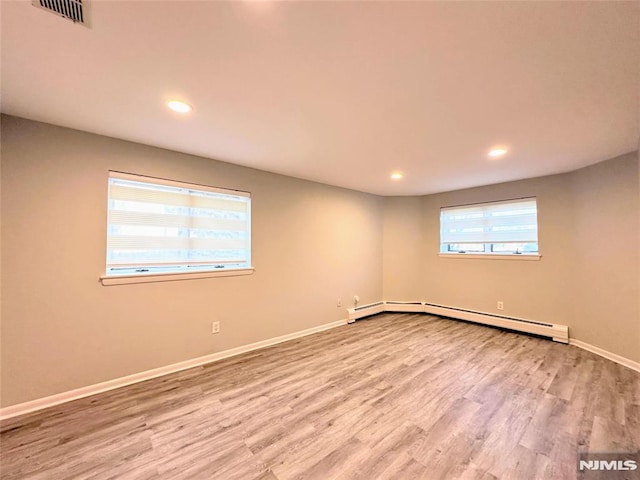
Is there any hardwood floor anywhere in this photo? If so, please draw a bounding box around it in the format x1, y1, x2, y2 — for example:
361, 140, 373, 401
1, 313, 639, 480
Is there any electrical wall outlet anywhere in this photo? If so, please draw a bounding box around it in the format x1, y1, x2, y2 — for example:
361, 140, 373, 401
497, 301, 504, 311
337, 298, 342, 307
353, 295, 360, 306
212, 321, 220, 334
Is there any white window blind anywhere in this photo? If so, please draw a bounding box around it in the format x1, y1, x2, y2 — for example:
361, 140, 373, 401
106, 172, 251, 276
440, 198, 538, 245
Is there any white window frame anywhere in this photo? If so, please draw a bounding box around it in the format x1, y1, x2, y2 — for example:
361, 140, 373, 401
439, 197, 541, 261
101, 172, 254, 285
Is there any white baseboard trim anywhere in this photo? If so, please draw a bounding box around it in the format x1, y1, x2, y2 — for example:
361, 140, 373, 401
4, 316, 636, 420
0, 318, 348, 421
569, 339, 640, 373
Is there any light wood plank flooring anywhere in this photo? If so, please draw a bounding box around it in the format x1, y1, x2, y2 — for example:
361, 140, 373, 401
1, 313, 639, 479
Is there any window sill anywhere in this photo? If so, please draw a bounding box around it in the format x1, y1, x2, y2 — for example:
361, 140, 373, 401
100, 267, 255, 286
438, 253, 541, 261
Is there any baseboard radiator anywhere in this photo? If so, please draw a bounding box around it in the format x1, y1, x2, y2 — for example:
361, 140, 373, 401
348, 301, 569, 343
347, 301, 386, 323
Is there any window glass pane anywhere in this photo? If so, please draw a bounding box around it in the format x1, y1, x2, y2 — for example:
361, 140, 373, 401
106, 172, 251, 276
440, 198, 539, 255
444, 243, 486, 253
491, 243, 538, 254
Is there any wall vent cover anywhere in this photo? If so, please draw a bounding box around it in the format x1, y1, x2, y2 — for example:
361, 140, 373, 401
32, 0, 89, 26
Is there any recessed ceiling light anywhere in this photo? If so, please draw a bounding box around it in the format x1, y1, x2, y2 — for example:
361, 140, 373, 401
390, 172, 403, 180
167, 100, 192, 114
488, 147, 508, 158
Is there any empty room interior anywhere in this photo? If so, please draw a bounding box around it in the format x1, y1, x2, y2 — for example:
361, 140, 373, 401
1, 1, 639, 479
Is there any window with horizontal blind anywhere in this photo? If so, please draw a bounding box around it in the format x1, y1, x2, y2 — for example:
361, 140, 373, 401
440, 197, 539, 256
105, 172, 251, 278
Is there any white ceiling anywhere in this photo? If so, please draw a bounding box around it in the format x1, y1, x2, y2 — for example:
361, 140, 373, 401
1, 1, 638, 196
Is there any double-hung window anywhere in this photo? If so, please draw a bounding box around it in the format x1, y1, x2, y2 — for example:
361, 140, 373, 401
440, 197, 539, 257
103, 171, 252, 283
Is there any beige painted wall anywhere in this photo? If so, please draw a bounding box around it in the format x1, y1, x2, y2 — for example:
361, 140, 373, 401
0, 115, 383, 407
1, 114, 638, 408
571, 154, 639, 362
420, 173, 576, 325
382, 196, 424, 301
383, 152, 639, 363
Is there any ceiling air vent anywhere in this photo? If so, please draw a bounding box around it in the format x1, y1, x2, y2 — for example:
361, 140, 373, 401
32, 0, 89, 27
